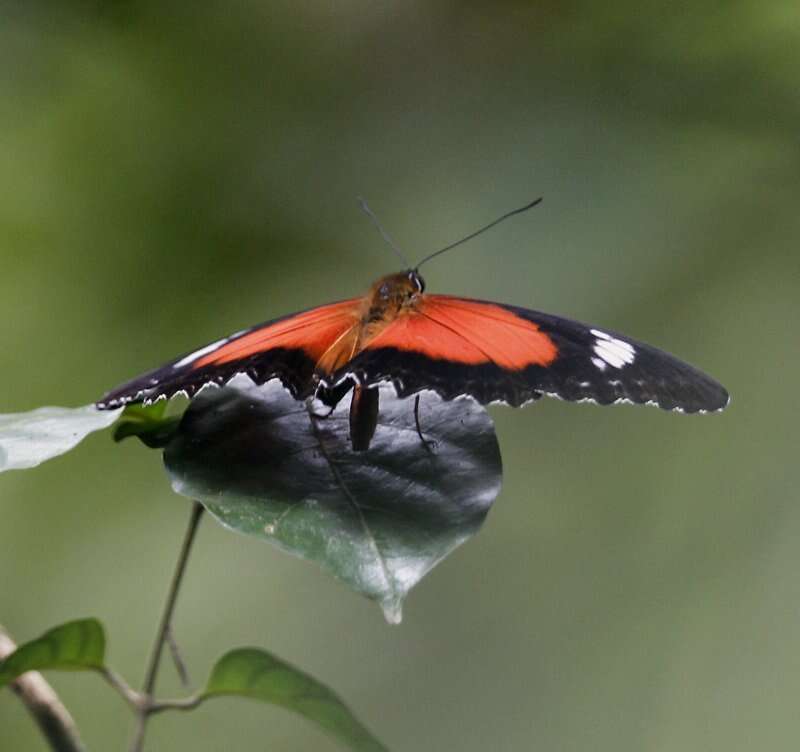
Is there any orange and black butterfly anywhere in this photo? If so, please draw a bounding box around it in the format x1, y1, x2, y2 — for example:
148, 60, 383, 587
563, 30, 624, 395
98, 200, 729, 450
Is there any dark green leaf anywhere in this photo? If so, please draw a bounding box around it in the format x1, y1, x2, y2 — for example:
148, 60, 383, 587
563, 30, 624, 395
0, 619, 105, 688
164, 377, 502, 622
113, 401, 182, 448
204, 647, 388, 752
0, 404, 122, 472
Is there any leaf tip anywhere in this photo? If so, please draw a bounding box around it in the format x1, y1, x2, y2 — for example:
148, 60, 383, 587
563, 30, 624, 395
380, 598, 403, 625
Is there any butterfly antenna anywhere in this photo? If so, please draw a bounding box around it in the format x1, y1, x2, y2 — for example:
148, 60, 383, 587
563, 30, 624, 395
357, 196, 411, 268
414, 197, 543, 270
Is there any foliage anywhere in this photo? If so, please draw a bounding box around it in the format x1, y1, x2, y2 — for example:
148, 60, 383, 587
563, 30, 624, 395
165, 378, 501, 623
0, 618, 386, 751
0, 380, 501, 749
0, 620, 105, 688
0, 405, 120, 471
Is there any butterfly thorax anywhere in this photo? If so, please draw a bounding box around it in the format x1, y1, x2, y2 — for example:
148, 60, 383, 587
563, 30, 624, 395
364, 270, 424, 322
313, 271, 425, 376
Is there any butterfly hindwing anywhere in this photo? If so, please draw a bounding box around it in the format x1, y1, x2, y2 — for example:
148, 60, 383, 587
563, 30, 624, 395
333, 295, 729, 413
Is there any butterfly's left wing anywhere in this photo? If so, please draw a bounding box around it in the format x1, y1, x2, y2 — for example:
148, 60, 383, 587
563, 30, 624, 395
332, 295, 729, 413
98, 299, 361, 408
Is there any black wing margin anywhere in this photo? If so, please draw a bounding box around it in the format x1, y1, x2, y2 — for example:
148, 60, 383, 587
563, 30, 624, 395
501, 304, 729, 412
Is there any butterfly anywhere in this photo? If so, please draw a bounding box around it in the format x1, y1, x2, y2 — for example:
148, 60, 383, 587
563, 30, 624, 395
97, 200, 729, 450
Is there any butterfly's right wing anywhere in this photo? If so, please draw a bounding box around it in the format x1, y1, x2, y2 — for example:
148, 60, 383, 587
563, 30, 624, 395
336, 295, 729, 413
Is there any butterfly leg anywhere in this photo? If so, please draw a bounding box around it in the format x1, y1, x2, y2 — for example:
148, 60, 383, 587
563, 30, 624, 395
414, 395, 436, 453
309, 378, 354, 419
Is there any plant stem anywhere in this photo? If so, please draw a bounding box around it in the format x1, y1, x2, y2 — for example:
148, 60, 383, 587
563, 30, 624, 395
148, 694, 204, 714
98, 666, 143, 711
129, 501, 204, 752
0, 628, 87, 752
164, 625, 190, 687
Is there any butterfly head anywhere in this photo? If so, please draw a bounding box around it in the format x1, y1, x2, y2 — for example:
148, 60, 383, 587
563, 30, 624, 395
369, 270, 426, 310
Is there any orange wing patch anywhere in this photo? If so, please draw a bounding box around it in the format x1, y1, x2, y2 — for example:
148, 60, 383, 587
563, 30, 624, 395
194, 299, 361, 372
361, 295, 558, 369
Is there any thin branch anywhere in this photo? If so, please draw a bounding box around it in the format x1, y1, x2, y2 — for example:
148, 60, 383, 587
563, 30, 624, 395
129, 501, 204, 752
98, 666, 143, 711
141, 502, 205, 697
147, 693, 204, 715
164, 625, 190, 688
0, 628, 87, 752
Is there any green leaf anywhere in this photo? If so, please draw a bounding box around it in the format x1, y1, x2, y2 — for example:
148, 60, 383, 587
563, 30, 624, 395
164, 377, 502, 622
0, 404, 122, 472
0, 619, 105, 688
113, 401, 181, 448
204, 647, 388, 752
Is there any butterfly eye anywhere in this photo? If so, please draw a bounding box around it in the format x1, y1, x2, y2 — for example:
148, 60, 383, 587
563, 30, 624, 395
408, 271, 425, 293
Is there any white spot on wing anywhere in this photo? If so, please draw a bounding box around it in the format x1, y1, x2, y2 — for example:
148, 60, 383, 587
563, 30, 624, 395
172, 338, 228, 369
590, 330, 635, 369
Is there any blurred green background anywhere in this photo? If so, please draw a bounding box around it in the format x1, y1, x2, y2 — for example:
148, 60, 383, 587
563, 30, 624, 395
1, 1, 799, 750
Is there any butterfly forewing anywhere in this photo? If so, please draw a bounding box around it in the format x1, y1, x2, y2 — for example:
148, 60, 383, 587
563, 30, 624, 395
98, 299, 361, 408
